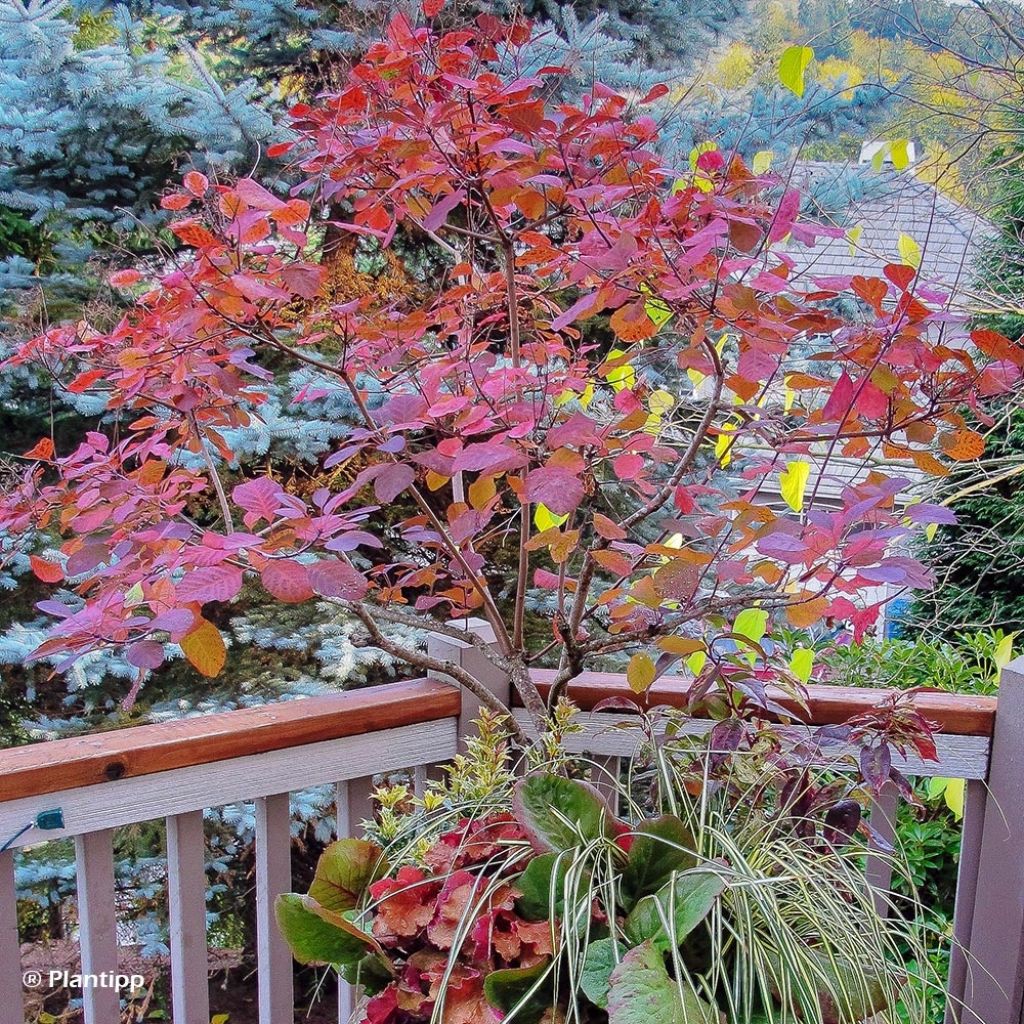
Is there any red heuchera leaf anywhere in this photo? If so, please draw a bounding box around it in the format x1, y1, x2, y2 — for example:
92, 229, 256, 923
370, 866, 441, 943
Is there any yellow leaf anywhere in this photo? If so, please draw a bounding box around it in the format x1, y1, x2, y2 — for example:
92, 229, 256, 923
944, 777, 965, 820
925, 522, 938, 542
733, 608, 768, 644
897, 233, 921, 269
715, 422, 737, 468
425, 470, 448, 491
181, 618, 227, 678
890, 139, 912, 170
649, 389, 675, 416
786, 595, 828, 628
603, 348, 637, 392
779, 459, 811, 512
627, 652, 657, 693
752, 149, 773, 174
847, 224, 863, 257
643, 289, 673, 328
778, 45, 815, 97
686, 651, 707, 675
790, 647, 814, 683
686, 368, 706, 390
995, 632, 1016, 672
534, 503, 568, 531
468, 476, 496, 510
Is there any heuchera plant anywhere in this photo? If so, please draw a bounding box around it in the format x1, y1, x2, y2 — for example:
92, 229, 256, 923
1, 4, 1022, 755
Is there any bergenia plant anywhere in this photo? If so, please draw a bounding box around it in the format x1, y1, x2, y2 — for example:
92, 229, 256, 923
0, 7, 1020, 743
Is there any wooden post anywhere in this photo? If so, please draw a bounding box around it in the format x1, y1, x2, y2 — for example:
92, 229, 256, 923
166, 811, 210, 1024
427, 618, 510, 749
74, 829, 120, 1024
958, 655, 1024, 1024
945, 779, 988, 1024
0, 850, 23, 1024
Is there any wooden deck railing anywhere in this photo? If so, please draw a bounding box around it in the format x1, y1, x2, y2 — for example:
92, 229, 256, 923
1, 634, 1022, 1024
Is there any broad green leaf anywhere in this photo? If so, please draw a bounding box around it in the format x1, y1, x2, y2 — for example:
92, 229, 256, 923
779, 459, 810, 512
513, 774, 615, 852
339, 953, 394, 996
621, 815, 698, 904
515, 852, 570, 920
789, 647, 814, 684
274, 893, 377, 967
733, 608, 768, 645
308, 838, 387, 913
534, 503, 568, 531
581, 937, 618, 1009
607, 940, 719, 1024
994, 632, 1016, 672
625, 870, 725, 950
778, 45, 814, 98
686, 651, 707, 675
484, 958, 553, 1024
897, 233, 921, 268
752, 150, 773, 174
627, 652, 657, 693
890, 139, 911, 170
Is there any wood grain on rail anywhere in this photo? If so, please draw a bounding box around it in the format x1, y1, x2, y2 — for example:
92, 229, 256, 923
528, 669, 996, 738
0, 678, 460, 802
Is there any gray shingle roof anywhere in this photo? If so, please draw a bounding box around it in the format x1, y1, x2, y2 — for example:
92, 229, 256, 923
780, 161, 994, 296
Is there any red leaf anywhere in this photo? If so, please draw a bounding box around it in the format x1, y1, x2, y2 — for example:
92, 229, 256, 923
524, 467, 585, 515
176, 565, 244, 604
127, 640, 165, 670
261, 560, 315, 603
183, 170, 209, 197
235, 177, 284, 211
883, 263, 915, 291
23, 437, 54, 460
613, 452, 644, 481
30, 556, 63, 583
109, 269, 142, 289
307, 560, 368, 599
851, 276, 887, 314
673, 486, 695, 515
423, 0, 444, 16
822, 371, 856, 422
267, 141, 294, 159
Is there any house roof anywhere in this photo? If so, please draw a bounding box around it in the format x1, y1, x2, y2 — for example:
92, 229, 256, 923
780, 160, 994, 299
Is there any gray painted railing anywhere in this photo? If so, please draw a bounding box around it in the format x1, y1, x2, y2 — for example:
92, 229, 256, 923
0, 645, 1021, 1024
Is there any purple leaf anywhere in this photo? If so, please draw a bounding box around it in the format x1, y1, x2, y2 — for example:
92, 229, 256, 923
906, 503, 957, 525
524, 466, 585, 516
374, 464, 416, 504
127, 640, 165, 670
175, 564, 244, 604
232, 477, 286, 526
307, 560, 368, 599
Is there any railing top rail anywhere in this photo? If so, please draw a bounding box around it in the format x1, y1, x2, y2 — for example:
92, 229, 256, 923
528, 669, 997, 738
0, 678, 459, 804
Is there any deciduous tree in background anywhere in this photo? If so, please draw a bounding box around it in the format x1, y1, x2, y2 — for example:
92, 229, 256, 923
1, 6, 1021, 748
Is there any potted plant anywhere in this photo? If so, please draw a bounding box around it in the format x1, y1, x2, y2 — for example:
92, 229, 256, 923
277, 708, 934, 1024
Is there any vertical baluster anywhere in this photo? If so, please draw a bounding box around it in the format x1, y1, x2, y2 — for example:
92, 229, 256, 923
589, 755, 622, 814
865, 780, 898, 916
0, 849, 24, 1024
166, 811, 210, 1024
945, 779, 987, 1024
255, 794, 293, 1024
337, 778, 376, 1024
74, 829, 120, 1024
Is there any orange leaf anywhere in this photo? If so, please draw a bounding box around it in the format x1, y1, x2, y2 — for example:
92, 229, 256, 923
183, 170, 209, 197
30, 556, 63, 583
23, 437, 54, 460
610, 303, 658, 343
941, 429, 985, 462
180, 619, 227, 677
786, 595, 828, 628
